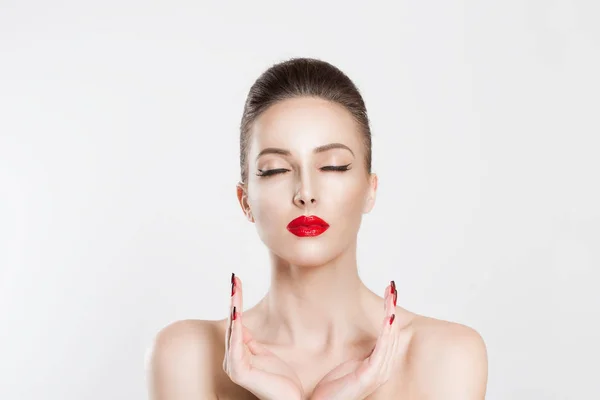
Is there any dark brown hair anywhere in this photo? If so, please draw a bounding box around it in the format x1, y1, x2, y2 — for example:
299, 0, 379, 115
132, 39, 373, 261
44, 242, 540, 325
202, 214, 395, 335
239, 57, 372, 184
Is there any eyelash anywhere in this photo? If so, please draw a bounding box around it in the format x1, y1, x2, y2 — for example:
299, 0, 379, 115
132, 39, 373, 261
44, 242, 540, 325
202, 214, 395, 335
256, 164, 352, 177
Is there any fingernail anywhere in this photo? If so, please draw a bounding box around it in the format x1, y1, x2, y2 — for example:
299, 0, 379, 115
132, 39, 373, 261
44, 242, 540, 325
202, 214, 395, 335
389, 314, 396, 325
232, 306, 237, 321
393, 290, 397, 307
390, 280, 396, 295
231, 272, 235, 296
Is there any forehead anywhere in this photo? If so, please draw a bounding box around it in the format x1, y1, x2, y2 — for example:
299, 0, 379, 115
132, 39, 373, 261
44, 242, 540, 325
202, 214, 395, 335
248, 97, 363, 156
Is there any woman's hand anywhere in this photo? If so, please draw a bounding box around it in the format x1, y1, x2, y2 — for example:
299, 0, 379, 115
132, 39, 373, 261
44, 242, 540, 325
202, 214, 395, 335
309, 282, 412, 400
223, 274, 305, 400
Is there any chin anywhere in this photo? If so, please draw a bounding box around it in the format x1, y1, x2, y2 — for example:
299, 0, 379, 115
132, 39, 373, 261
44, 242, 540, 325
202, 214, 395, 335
266, 234, 346, 268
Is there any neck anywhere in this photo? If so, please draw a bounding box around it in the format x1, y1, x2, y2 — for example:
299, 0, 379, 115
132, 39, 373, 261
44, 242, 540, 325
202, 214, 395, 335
258, 242, 375, 353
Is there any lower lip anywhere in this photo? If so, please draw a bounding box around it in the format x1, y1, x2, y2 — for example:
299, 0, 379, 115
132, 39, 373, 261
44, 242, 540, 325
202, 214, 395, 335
287, 225, 329, 237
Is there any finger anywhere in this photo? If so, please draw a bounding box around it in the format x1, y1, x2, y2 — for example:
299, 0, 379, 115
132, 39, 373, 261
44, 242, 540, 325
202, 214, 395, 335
383, 286, 390, 314
245, 336, 275, 356
386, 289, 395, 316
227, 311, 251, 354
383, 281, 396, 310
238, 323, 275, 357
248, 353, 303, 389
227, 274, 244, 351
229, 274, 245, 359
383, 314, 398, 374
231, 274, 244, 312
241, 323, 253, 343
371, 314, 394, 361
358, 313, 395, 391
355, 314, 393, 387
229, 305, 246, 363
383, 281, 396, 319
389, 280, 397, 308
382, 287, 401, 378
223, 305, 235, 372
370, 282, 395, 364
384, 291, 398, 362
360, 283, 399, 385
225, 298, 233, 352
225, 319, 231, 353
241, 324, 264, 354
383, 283, 391, 305
225, 273, 236, 351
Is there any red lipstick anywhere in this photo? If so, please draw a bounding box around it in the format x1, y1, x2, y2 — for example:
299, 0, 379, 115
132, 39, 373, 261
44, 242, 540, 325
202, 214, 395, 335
287, 215, 330, 237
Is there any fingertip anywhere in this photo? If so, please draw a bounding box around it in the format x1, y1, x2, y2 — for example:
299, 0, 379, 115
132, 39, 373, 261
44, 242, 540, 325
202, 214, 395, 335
231, 272, 236, 296
232, 275, 243, 291
384, 283, 391, 297
230, 274, 244, 299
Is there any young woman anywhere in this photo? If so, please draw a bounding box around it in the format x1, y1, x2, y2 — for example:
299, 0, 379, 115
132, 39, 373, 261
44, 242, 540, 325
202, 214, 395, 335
148, 57, 488, 399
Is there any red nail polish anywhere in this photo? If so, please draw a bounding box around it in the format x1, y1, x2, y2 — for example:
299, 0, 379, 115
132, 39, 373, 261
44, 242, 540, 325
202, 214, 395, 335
389, 314, 395, 325
393, 291, 397, 307
231, 273, 235, 296
390, 280, 396, 295
232, 306, 237, 321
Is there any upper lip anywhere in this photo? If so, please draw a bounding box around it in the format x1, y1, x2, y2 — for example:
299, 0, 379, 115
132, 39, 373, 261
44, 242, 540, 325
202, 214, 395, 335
287, 215, 330, 229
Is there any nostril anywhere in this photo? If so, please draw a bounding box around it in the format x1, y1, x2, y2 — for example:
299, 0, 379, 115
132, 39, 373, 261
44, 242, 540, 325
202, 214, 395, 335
296, 198, 315, 205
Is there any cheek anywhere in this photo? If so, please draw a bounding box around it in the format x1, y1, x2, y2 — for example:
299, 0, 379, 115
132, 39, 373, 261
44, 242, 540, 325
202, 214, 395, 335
329, 180, 367, 215
248, 185, 286, 225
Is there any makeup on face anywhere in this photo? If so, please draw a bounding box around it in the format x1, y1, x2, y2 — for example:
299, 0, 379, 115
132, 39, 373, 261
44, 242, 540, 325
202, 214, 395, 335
286, 215, 330, 237
254, 142, 355, 178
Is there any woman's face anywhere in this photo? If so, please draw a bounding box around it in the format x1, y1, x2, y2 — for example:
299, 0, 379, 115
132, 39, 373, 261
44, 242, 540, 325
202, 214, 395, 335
238, 96, 377, 267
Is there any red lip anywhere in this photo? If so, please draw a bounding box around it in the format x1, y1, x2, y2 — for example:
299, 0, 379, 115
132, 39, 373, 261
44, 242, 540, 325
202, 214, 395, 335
287, 215, 330, 237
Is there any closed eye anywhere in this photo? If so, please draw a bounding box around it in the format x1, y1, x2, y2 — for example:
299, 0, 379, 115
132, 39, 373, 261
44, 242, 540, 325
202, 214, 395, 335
256, 163, 352, 177
320, 163, 352, 172
256, 168, 290, 177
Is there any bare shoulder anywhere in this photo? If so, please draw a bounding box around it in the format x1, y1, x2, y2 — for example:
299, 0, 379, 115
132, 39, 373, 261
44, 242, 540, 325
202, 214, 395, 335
405, 314, 488, 399
146, 319, 223, 400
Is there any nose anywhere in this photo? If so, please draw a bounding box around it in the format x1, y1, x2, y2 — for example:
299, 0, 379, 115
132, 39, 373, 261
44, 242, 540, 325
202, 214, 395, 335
293, 174, 317, 208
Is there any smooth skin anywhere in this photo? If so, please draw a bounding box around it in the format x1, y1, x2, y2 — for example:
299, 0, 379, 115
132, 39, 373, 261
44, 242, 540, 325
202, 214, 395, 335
147, 97, 488, 399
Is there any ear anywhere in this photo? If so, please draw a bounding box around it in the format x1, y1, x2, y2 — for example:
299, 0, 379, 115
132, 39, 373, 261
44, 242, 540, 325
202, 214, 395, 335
236, 182, 254, 223
363, 173, 378, 214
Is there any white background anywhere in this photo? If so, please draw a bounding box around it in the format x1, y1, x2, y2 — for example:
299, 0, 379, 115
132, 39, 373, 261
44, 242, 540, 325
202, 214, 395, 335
1, 1, 599, 399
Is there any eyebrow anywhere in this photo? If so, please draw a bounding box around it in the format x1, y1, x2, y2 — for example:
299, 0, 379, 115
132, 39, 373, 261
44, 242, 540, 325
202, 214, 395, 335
256, 142, 355, 160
